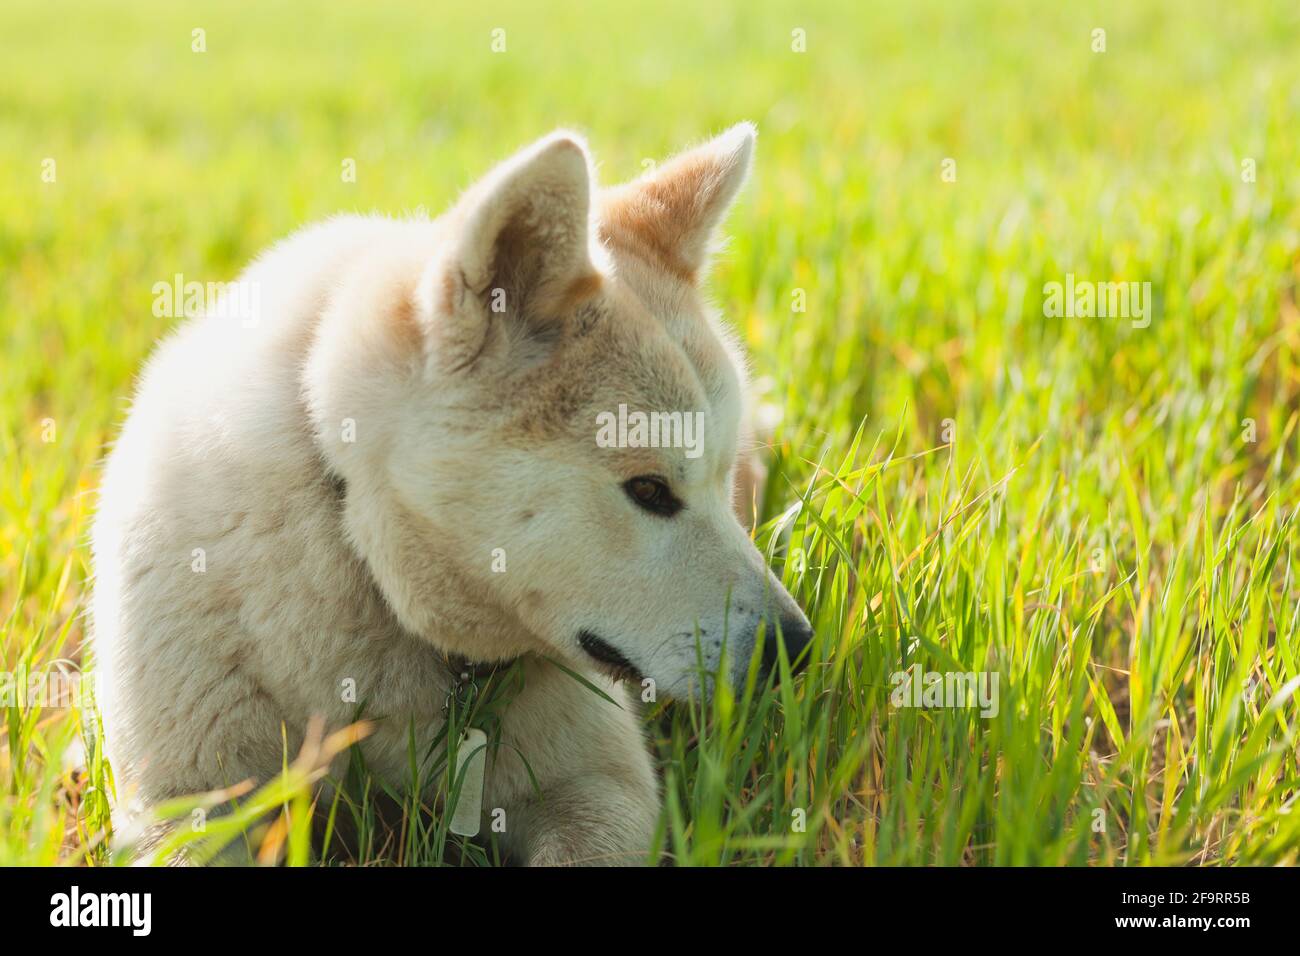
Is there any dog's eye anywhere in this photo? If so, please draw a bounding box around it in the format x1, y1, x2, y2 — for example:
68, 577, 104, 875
623, 476, 682, 517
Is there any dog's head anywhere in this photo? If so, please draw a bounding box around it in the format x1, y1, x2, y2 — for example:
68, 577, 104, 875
314, 126, 811, 698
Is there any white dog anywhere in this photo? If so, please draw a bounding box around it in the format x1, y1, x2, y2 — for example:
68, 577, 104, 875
92, 125, 813, 865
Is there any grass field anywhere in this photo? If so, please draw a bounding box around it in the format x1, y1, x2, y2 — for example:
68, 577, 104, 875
3, 0, 1300, 865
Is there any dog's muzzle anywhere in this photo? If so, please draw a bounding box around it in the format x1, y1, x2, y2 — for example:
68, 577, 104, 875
577, 629, 641, 680
758, 614, 815, 681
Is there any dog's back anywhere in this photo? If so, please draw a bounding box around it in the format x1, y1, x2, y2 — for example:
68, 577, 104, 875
91, 216, 451, 831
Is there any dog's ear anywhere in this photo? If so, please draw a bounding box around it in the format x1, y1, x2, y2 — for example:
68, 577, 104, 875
420, 131, 598, 370
599, 123, 755, 281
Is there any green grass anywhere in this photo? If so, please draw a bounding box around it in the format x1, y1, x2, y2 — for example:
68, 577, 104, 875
3, 0, 1300, 865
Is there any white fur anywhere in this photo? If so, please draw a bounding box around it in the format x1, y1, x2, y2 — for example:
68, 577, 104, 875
91, 126, 809, 865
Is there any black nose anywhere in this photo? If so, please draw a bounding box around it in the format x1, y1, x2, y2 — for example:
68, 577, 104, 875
759, 615, 814, 680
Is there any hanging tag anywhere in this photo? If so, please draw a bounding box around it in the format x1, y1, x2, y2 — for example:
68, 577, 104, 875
449, 728, 487, 837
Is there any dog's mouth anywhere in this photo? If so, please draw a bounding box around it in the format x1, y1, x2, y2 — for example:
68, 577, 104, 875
577, 630, 641, 682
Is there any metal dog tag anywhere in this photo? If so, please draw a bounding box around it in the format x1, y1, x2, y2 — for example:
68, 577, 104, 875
449, 728, 487, 837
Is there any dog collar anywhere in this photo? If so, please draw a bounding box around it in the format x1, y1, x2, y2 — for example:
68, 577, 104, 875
444, 653, 511, 682
441, 652, 520, 716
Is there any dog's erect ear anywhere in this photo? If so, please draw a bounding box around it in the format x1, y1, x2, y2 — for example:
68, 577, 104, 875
420, 131, 598, 370
599, 123, 755, 280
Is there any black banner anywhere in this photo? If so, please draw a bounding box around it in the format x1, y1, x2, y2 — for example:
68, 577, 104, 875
2, 865, 1282, 940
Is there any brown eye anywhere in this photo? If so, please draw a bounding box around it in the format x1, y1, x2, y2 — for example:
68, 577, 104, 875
623, 476, 682, 517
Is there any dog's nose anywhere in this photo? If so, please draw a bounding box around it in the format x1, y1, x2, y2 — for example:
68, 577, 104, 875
759, 614, 814, 680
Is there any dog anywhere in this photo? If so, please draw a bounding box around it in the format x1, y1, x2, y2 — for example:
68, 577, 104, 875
91, 124, 813, 865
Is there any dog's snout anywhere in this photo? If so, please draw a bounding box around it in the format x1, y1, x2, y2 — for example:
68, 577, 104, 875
759, 613, 814, 680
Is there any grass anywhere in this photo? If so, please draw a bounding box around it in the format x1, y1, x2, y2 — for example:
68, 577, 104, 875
2, 0, 1299, 866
